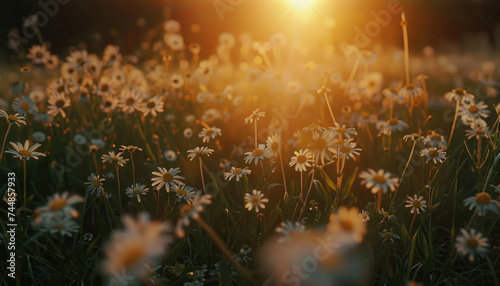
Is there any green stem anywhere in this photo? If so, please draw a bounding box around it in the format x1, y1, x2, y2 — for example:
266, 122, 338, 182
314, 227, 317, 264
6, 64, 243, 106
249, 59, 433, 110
448, 100, 460, 146
0, 123, 12, 165
115, 164, 122, 214
486, 256, 499, 286
23, 158, 27, 209
278, 151, 288, 199
199, 157, 206, 194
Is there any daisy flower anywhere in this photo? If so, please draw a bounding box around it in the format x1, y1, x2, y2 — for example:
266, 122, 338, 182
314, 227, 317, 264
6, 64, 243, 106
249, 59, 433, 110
175, 192, 212, 238
463, 192, 500, 216
103, 45, 121, 65
244, 144, 269, 165
425, 130, 447, 150
398, 84, 423, 100
170, 73, 184, 89
126, 183, 149, 203
84, 173, 105, 195
119, 145, 143, 153
380, 118, 409, 135
275, 221, 307, 243
328, 123, 357, 139
378, 208, 397, 221
164, 150, 177, 162
172, 184, 196, 201
331, 140, 362, 160
0, 111, 26, 127
289, 149, 313, 172
403, 133, 425, 142
309, 130, 336, 164
35, 212, 80, 237
198, 126, 222, 143
379, 229, 401, 243
12, 96, 38, 115
224, 167, 251, 182
101, 151, 128, 167
265, 133, 282, 158
383, 87, 403, 102
244, 189, 269, 213
32, 131, 46, 143
455, 228, 489, 262
47, 92, 71, 118
244, 109, 266, 124
420, 147, 446, 164
359, 169, 399, 194
26, 45, 49, 64
458, 100, 490, 125
164, 33, 185, 51
100, 95, 119, 113
102, 213, 172, 278
326, 206, 366, 244
35, 192, 84, 222
5, 140, 45, 160
151, 167, 184, 192
187, 147, 214, 161
465, 119, 490, 139
444, 88, 474, 103
405, 194, 427, 214
119, 88, 143, 114
66, 49, 88, 65
359, 210, 370, 222
140, 96, 164, 117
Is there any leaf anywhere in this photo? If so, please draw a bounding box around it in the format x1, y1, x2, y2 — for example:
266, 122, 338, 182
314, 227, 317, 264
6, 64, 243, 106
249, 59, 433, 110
341, 167, 359, 201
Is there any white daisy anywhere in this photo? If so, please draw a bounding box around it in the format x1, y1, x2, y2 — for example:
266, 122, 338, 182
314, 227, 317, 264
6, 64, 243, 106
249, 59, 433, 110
244, 189, 269, 213
420, 147, 446, 164
198, 126, 222, 143
126, 183, 149, 203
463, 192, 500, 216
244, 144, 269, 165
84, 173, 105, 195
289, 149, 313, 172
151, 167, 184, 192
359, 169, 399, 194
224, 167, 251, 182
405, 194, 427, 214
5, 140, 45, 160
455, 228, 489, 262
187, 147, 214, 161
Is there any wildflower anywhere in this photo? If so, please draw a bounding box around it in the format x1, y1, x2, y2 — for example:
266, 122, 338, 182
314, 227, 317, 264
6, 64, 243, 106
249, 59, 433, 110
244, 144, 269, 165
382, 87, 403, 102
444, 88, 474, 103
458, 100, 490, 125
463, 192, 500, 216
331, 139, 362, 160
244, 189, 269, 212
289, 149, 313, 172
102, 213, 172, 277
164, 150, 177, 162
184, 128, 193, 138
35, 212, 80, 237
151, 167, 185, 192
379, 229, 401, 243
379, 118, 408, 134
172, 184, 196, 202
32, 131, 46, 143
35, 192, 84, 222
26, 45, 50, 64
12, 96, 38, 115
5, 140, 45, 160
175, 192, 212, 237
102, 151, 128, 167
119, 88, 143, 114
287, 131, 301, 148
103, 45, 121, 65
126, 183, 149, 202
100, 95, 119, 113
398, 84, 423, 99
425, 130, 447, 150
66, 49, 88, 65
420, 147, 446, 164
198, 126, 222, 143
141, 96, 164, 117
455, 228, 489, 262
47, 92, 70, 118
378, 208, 397, 221
309, 130, 336, 164
359, 210, 370, 222
85, 173, 105, 195
90, 139, 105, 151
164, 33, 185, 51
244, 109, 265, 124
83, 233, 94, 242
329, 123, 358, 140
359, 169, 399, 194
465, 119, 490, 139
326, 206, 366, 244
403, 133, 425, 142
265, 133, 282, 158
224, 167, 251, 182
170, 73, 184, 89
405, 194, 427, 214
73, 134, 87, 145
119, 145, 143, 153
275, 221, 307, 243
0, 111, 26, 126
187, 147, 214, 161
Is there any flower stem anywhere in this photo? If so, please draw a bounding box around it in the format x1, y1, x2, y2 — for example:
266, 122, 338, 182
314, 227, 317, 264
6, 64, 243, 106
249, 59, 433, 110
92, 152, 100, 177
298, 171, 315, 221
131, 152, 136, 186
448, 100, 460, 146
199, 157, 206, 194
23, 158, 27, 209
0, 123, 12, 165
323, 91, 336, 124
392, 141, 417, 208
278, 151, 288, 199
408, 212, 417, 235
115, 164, 122, 214
402, 12, 410, 86
376, 191, 382, 210
254, 121, 258, 149
195, 217, 259, 286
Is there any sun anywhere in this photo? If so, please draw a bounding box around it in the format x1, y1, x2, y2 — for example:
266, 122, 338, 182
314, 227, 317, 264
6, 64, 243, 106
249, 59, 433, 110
287, 0, 317, 10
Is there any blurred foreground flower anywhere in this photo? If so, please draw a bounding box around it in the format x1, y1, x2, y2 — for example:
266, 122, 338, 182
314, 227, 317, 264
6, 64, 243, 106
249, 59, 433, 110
455, 228, 489, 262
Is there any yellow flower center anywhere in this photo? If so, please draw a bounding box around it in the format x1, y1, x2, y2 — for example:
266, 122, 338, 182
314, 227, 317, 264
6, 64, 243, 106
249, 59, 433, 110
428, 149, 439, 157
21, 102, 31, 111
162, 172, 174, 182
475, 192, 491, 205
361, 112, 371, 119
180, 204, 194, 217
384, 232, 393, 239
336, 127, 346, 134
382, 211, 390, 216
468, 105, 479, 113
126, 97, 135, 106
251, 196, 260, 205
252, 148, 264, 157
372, 174, 387, 184
7, 115, 18, 122
475, 129, 485, 135
177, 189, 188, 196
53, 224, 66, 230
133, 189, 142, 195
205, 129, 214, 136
50, 198, 67, 211
93, 178, 100, 187
452, 88, 466, 95
412, 200, 421, 208
233, 168, 242, 174
146, 101, 156, 109
340, 146, 352, 153
296, 154, 307, 164
271, 142, 279, 151
466, 238, 479, 249
55, 99, 65, 108
120, 245, 145, 269
388, 119, 399, 126
339, 219, 354, 232
19, 149, 32, 156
